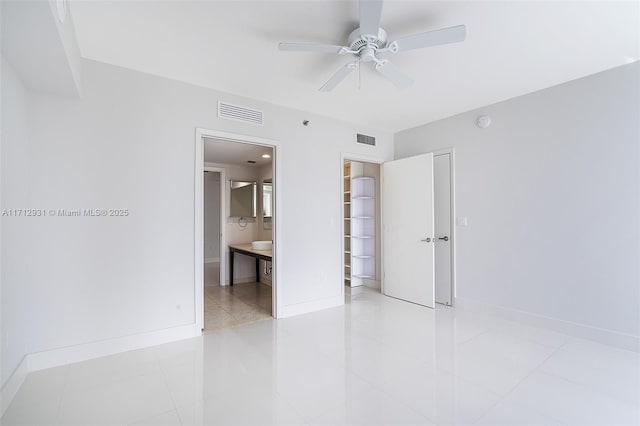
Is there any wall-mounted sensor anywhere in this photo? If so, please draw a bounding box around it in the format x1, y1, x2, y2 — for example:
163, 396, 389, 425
302, 120, 310, 126
476, 115, 491, 128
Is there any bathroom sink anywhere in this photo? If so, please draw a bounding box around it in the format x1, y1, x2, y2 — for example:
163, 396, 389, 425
251, 240, 272, 251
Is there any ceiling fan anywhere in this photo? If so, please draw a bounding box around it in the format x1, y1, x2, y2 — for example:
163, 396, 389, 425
278, 0, 466, 92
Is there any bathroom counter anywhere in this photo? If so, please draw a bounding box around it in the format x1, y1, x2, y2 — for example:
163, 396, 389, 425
228, 244, 272, 286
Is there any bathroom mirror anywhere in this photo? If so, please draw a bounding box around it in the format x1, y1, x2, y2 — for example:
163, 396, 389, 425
229, 181, 256, 218
263, 179, 273, 218
263, 179, 273, 230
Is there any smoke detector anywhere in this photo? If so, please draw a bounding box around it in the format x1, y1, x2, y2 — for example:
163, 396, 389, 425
476, 115, 492, 128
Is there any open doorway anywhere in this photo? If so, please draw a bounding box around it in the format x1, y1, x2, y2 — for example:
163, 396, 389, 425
341, 151, 456, 308
342, 157, 382, 301
197, 134, 276, 333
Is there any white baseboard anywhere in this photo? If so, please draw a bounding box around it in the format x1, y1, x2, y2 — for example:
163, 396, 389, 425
364, 279, 381, 290
204, 257, 220, 264
0, 355, 28, 417
278, 295, 343, 318
222, 277, 254, 286
349, 278, 379, 289
259, 273, 273, 287
27, 323, 200, 372
350, 277, 364, 287
348, 286, 369, 296
455, 297, 640, 353
0, 324, 200, 415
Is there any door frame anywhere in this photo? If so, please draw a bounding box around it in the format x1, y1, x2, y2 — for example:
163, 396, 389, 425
340, 152, 385, 301
432, 148, 457, 305
340, 149, 456, 305
195, 128, 282, 331
203, 166, 226, 288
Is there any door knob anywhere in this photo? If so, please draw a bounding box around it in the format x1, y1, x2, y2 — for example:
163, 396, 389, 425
421, 237, 432, 243
438, 236, 449, 242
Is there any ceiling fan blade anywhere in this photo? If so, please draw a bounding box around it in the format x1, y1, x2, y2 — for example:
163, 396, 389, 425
375, 60, 413, 89
279, 43, 347, 54
319, 62, 358, 92
389, 25, 466, 52
359, 0, 384, 36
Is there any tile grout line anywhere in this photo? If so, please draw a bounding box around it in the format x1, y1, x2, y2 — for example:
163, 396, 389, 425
156, 359, 183, 426
347, 367, 437, 425
204, 282, 273, 332
470, 338, 571, 425
533, 365, 640, 411
128, 408, 181, 426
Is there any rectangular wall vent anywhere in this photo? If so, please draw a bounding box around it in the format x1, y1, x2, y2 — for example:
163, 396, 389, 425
356, 133, 376, 146
218, 101, 264, 126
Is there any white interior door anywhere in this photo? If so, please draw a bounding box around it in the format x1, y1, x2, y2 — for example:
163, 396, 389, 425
434, 154, 452, 305
382, 153, 435, 308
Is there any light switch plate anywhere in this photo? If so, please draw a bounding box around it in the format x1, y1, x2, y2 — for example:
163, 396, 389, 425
457, 216, 468, 227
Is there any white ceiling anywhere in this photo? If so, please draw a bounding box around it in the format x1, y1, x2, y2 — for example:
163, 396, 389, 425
204, 137, 273, 166
70, 1, 639, 132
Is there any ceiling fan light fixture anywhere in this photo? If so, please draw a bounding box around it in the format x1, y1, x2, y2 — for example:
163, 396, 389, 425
360, 47, 377, 62
278, 0, 466, 92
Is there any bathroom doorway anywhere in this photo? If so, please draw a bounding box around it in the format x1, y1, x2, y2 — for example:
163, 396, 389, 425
195, 130, 279, 333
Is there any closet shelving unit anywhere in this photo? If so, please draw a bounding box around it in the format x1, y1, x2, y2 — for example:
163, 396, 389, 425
343, 161, 352, 285
344, 160, 376, 287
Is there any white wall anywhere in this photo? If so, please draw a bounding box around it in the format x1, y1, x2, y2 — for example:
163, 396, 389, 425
203, 171, 220, 262
395, 62, 640, 337
1, 0, 82, 97
0, 57, 31, 387
9, 59, 392, 361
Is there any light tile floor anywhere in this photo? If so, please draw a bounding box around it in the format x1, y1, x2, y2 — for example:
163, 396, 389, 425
204, 262, 220, 286
203, 282, 272, 333
2, 288, 639, 425
203, 261, 273, 333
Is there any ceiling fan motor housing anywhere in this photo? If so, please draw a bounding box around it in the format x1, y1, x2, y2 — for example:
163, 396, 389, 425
348, 27, 387, 60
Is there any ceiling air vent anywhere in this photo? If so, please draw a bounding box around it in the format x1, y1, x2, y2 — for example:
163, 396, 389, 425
218, 101, 264, 126
356, 133, 376, 146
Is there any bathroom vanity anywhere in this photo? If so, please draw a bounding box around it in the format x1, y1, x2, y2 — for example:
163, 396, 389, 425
228, 243, 273, 286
